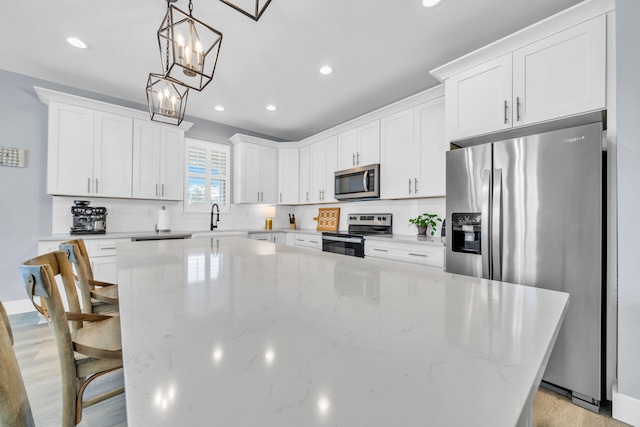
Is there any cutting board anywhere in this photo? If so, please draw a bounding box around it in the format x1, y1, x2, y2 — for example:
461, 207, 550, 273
314, 208, 340, 231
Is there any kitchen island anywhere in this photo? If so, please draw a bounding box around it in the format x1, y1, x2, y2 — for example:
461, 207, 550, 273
116, 237, 568, 427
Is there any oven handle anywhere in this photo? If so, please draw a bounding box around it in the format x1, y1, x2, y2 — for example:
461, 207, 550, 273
322, 236, 364, 244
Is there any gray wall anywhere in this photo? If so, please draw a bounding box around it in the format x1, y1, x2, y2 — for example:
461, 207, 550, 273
616, 0, 640, 401
0, 68, 277, 304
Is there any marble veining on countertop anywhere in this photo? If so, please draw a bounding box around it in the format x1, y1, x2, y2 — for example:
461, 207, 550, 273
116, 237, 568, 427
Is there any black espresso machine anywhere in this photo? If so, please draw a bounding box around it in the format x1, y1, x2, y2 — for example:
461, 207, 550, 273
70, 200, 107, 235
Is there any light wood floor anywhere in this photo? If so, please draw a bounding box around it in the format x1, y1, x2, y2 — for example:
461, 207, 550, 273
8, 312, 631, 427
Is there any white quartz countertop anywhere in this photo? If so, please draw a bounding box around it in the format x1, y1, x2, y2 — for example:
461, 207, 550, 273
37, 228, 323, 241
116, 237, 567, 427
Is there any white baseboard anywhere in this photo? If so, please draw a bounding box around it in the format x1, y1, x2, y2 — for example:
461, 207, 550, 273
613, 381, 640, 425
4, 299, 36, 316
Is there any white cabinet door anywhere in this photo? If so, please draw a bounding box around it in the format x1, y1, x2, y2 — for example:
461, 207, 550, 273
278, 148, 299, 204
234, 142, 277, 204
261, 145, 278, 204
337, 128, 358, 170
93, 111, 133, 198
324, 136, 338, 202
299, 145, 311, 204
445, 54, 512, 141
160, 126, 184, 200
380, 108, 415, 199
234, 142, 261, 203
91, 257, 119, 285
415, 97, 446, 197
337, 121, 380, 170
47, 102, 95, 196
513, 16, 606, 126
357, 120, 380, 166
132, 119, 161, 199
309, 140, 326, 204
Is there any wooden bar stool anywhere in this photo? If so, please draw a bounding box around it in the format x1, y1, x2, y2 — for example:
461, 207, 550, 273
59, 239, 118, 314
0, 300, 35, 427
20, 250, 124, 427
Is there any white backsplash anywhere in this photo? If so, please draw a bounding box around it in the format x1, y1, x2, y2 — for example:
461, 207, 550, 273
51, 196, 445, 236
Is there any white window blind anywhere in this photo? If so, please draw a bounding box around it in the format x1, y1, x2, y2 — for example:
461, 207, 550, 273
184, 139, 230, 212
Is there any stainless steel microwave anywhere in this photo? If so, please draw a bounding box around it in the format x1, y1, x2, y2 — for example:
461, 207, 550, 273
334, 164, 380, 201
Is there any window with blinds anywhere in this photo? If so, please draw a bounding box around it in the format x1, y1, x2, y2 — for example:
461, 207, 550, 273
184, 139, 230, 212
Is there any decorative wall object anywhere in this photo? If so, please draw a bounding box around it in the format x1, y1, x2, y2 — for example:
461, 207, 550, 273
0, 146, 26, 168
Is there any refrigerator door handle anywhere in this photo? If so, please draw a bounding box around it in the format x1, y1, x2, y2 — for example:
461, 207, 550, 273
481, 170, 491, 279
492, 169, 502, 281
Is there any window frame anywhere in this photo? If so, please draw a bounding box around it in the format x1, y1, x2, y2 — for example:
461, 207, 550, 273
183, 138, 231, 213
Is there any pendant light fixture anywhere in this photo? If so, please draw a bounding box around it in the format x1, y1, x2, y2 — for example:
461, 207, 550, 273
146, 73, 189, 125
158, 0, 223, 91
219, 0, 272, 21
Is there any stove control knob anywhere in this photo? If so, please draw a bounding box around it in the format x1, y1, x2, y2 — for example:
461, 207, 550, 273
377, 216, 381, 220
383, 216, 387, 221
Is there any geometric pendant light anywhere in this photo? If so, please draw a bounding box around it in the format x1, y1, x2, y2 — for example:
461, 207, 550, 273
146, 73, 189, 125
158, 0, 223, 91
219, 0, 273, 21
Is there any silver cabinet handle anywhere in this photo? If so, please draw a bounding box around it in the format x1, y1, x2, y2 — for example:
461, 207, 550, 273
409, 253, 428, 258
408, 178, 412, 194
504, 100, 508, 124
156, 183, 159, 197
352, 153, 356, 166
280, 192, 282, 203
306, 191, 309, 202
516, 97, 521, 122
88, 178, 91, 194
257, 191, 260, 202
373, 248, 388, 252
309, 240, 319, 244
162, 184, 165, 197
321, 189, 325, 200
296, 238, 304, 242
261, 191, 263, 202
414, 178, 418, 194
357, 152, 360, 165
95, 179, 99, 194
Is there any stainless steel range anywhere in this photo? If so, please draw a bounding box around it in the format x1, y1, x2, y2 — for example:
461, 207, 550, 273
322, 213, 392, 257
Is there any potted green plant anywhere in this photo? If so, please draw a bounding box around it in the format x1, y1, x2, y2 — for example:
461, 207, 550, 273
409, 213, 442, 236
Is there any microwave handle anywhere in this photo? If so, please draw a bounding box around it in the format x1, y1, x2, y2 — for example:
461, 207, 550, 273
362, 170, 369, 192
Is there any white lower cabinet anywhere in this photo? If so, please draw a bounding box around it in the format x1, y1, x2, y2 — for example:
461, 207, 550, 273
38, 238, 129, 285
365, 239, 444, 268
248, 232, 285, 244
292, 233, 322, 250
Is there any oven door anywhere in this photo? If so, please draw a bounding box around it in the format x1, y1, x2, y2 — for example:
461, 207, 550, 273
322, 233, 365, 257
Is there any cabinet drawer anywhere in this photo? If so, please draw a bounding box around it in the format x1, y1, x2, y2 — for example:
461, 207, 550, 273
293, 234, 322, 250
365, 240, 444, 268
83, 238, 130, 258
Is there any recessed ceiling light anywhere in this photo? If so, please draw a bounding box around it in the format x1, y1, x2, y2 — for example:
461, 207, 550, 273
66, 37, 88, 49
214, 105, 224, 112
266, 105, 277, 111
422, 0, 441, 7
319, 65, 333, 75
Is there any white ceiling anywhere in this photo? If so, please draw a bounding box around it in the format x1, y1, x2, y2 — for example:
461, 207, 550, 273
1, 0, 583, 141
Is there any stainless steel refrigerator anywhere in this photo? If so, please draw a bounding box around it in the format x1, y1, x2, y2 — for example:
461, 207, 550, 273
445, 122, 603, 411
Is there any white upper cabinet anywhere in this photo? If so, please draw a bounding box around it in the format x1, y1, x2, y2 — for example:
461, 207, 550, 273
232, 135, 278, 204
380, 108, 415, 199
132, 121, 185, 201
308, 135, 337, 204
512, 16, 606, 126
39, 88, 192, 200
381, 96, 446, 199
445, 55, 513, 141
442, 15, 606, 141
337, 120, 380, 170
299, 145, 311, 204
278, 147, 299, 204
47, 102, 133, 198
414, 97, 446, 197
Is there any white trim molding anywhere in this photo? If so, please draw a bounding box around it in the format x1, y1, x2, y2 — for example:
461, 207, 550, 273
613, 382, 640, 426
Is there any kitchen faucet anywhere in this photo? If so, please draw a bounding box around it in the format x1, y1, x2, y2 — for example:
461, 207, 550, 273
210, 203, 220, 230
